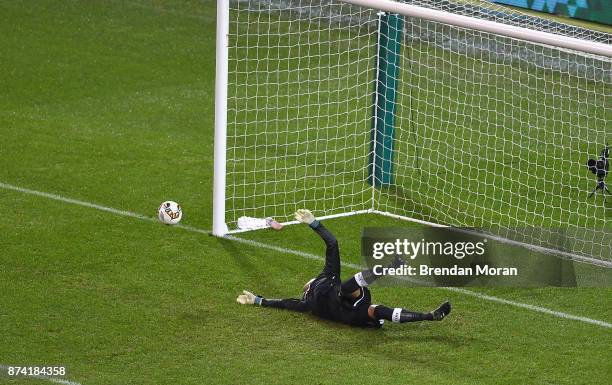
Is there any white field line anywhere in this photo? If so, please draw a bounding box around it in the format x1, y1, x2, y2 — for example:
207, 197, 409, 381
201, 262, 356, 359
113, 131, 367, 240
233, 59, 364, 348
2, 181, 611, 329
0, 365, 82, 385
224, 236, 612, 329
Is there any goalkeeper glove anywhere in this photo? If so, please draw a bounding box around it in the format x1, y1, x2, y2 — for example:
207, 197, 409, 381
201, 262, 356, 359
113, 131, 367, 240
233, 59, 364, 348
294, 209, 315, 225
236, 290, 262, 305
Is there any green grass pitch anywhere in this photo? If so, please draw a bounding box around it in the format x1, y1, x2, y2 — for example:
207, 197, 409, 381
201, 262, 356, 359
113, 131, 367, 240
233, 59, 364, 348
0, 1, 611, 385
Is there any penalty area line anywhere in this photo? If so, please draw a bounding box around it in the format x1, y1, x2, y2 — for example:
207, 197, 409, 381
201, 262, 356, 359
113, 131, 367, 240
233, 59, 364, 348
0, 365, 82, 385
1, 181, 610, 329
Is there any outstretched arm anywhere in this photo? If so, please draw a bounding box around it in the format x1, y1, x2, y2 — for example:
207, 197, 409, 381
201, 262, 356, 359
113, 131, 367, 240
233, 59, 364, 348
236, 290, 310, 312
295, 209, 340, 278
261, 298, 310, 312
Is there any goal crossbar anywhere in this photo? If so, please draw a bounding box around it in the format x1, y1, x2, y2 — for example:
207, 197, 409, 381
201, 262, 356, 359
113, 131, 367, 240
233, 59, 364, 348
338, 0, 612, 57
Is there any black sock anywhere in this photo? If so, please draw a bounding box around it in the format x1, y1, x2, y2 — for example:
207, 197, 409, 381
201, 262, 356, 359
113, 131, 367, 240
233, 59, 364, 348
340, 268, 381, 294
373, 305, 434, 323
358, 256, 404, 285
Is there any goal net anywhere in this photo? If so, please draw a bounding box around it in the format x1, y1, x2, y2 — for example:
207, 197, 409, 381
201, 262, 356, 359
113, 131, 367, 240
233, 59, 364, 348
215, 0, 611, 266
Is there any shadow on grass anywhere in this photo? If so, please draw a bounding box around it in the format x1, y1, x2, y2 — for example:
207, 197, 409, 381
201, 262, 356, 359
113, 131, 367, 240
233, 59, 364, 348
215, 234, 315, 295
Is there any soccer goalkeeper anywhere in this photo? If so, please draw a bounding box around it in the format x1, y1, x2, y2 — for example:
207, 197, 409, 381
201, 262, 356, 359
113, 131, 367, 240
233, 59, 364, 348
236, 209, 451, 328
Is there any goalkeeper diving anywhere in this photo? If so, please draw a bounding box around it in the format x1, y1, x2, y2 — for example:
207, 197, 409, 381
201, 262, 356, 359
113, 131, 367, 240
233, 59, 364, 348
237, 210, 451, 328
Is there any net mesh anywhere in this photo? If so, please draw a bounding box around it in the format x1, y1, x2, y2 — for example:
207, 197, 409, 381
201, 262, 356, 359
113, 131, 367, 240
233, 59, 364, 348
227, 0, 377, 227
225, 0, 611, 264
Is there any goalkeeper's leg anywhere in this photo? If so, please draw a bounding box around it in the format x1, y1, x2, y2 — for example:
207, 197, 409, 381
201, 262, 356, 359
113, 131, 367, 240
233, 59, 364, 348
340, 256, 403, 298
367, 302, 451, 323
338, 255, 451, 323
340, 269, 380, 299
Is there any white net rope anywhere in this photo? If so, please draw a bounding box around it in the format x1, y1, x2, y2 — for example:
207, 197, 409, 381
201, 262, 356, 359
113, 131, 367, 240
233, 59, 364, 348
225, 0, 611, 264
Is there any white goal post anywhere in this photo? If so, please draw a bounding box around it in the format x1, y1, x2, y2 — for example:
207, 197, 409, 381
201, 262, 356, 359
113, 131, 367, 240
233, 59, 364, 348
213, 0, 611, 267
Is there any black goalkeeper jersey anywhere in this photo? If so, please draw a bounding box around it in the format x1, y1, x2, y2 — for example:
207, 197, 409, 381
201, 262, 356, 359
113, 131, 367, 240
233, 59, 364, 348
261, 276, 346, 320
260, 221, 380, 328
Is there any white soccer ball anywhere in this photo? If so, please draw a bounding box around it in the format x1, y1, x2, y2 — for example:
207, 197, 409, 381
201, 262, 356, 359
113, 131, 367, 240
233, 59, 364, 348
158, 201, 182, 225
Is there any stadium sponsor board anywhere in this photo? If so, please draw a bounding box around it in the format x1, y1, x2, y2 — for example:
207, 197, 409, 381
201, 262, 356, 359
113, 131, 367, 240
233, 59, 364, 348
491, 0, 612, 25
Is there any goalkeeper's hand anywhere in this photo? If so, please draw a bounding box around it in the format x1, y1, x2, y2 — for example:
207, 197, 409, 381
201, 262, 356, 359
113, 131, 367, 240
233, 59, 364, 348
236, 290, 262, 305
295, 209, 315, 225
